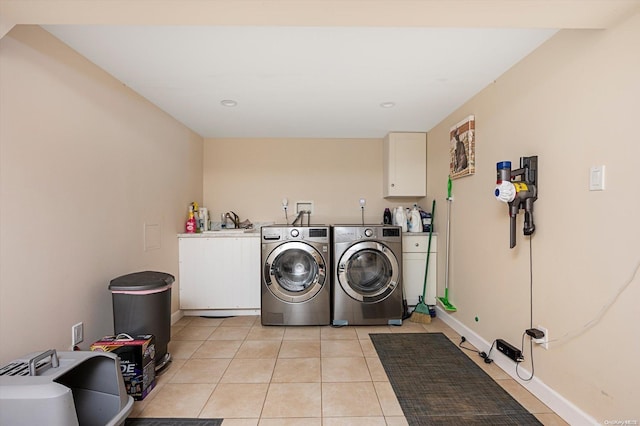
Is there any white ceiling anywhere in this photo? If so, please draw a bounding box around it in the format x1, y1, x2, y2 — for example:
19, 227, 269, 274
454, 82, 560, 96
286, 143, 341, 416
43, 25, 556, 138
22, 1, 634, 139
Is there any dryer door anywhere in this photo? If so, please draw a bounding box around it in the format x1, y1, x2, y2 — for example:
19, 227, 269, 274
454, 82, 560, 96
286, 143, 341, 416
337, 241, 400, 303
264, 241, 326, 303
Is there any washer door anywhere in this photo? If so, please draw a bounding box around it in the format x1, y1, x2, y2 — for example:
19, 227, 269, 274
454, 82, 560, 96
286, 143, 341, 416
337, 241, 400, 303
264, 242, 326, 303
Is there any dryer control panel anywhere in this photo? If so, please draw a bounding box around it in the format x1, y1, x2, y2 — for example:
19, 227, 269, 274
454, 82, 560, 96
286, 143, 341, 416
333, 225, 402, 243
261, 226, 330, 243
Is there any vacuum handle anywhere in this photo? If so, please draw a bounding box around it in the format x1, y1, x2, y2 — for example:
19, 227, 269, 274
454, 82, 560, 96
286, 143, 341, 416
524, 198, 536, 236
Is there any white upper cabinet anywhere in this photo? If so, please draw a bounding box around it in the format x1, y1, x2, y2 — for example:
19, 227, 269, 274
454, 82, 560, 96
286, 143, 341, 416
383, 132, 427, 198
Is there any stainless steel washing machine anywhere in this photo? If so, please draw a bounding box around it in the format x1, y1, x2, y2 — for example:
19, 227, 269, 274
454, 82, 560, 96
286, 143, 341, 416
332, 225, 403, 326
261, 225, 331, 325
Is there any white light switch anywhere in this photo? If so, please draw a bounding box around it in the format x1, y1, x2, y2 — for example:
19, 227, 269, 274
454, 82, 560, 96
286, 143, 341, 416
589, 165, 605, 191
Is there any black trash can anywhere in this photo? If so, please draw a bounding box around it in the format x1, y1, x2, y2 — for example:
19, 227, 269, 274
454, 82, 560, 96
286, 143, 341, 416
109, 271, 174, 371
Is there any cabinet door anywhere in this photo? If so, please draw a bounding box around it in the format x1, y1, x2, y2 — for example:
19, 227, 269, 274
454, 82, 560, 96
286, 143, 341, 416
402, 252, 437, 306
178, 237, 260, 310
402, 235, 437, 306
383, 132, 426, 197
179, 237, 216, 309
235, 237, 261, 309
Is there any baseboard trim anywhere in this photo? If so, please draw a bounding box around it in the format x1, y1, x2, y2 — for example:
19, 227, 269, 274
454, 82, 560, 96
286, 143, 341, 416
181, 309, 261, 317
434, 305, 597, 425
171, 309, 184, 325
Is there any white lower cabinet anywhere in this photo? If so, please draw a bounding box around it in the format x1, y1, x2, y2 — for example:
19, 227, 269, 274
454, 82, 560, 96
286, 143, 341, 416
178, 236, 260, 311
402, 234, 437, 306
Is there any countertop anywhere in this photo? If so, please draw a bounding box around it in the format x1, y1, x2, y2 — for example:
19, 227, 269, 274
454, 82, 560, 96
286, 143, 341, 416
178, 229, 260, 238
178, 230, 438, 238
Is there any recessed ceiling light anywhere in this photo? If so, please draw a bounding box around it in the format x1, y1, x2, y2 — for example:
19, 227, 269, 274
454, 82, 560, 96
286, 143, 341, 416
380, 102, 396, 108
220, 99, 238, 107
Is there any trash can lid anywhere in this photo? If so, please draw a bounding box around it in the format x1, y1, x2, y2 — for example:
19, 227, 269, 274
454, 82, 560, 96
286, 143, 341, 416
109, 271, 175, 292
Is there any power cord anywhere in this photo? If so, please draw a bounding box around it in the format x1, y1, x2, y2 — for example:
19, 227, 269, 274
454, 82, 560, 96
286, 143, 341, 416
459, 336, 495, 364
516, 331, 535, 381
516, 236, 536, 381
548, 259, 640, 346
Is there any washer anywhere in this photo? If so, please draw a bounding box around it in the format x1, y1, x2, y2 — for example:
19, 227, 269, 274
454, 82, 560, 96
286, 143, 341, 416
332, 225, 403, 326
261, 225, 331, 325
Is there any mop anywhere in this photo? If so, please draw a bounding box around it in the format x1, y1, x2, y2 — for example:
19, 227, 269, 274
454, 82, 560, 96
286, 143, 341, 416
409, 200, 436, 324
438, 176, 457, 312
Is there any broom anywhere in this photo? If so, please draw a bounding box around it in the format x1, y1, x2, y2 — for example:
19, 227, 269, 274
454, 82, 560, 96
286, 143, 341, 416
409, 199, 436, 324
437, 176, 457, 312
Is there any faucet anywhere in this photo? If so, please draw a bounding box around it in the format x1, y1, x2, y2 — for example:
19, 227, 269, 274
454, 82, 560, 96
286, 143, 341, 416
225, 211, 240, 228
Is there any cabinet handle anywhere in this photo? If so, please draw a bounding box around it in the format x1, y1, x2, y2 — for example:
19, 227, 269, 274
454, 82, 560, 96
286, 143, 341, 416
391, 183, 395, 187
415, 243, 419, 247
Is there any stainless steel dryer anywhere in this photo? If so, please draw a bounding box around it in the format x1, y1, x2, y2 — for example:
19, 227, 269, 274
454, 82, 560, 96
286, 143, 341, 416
261, 225, 331, 325
332, 225, 403, 326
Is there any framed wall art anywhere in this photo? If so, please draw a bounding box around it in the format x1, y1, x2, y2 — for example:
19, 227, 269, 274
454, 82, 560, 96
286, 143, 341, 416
449, 115, 475, 179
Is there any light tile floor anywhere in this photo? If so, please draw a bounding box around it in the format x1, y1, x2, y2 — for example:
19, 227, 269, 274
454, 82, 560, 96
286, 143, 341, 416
130, 315, 568, 425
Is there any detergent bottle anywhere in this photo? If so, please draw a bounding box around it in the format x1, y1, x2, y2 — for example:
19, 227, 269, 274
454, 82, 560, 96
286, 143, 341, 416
394, 206, 408, 232
185, 206, 196, 233
409, 205, 422, 232
383, 208, 392, 225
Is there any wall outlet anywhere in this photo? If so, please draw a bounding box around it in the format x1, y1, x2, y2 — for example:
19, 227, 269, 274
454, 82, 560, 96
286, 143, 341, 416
72, 322, 84, 346
533, 325, 549, 350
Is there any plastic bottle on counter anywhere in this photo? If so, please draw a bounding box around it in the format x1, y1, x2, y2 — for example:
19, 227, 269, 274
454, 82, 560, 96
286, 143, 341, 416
409, 206, 422, 232
394, 206, 407, 232
383, 208, 392, 225
199, 207, 209, 232
185, 210, 196, 233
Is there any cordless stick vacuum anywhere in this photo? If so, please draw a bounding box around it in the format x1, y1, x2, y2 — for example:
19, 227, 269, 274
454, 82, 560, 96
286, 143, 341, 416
494, 156, 538, 248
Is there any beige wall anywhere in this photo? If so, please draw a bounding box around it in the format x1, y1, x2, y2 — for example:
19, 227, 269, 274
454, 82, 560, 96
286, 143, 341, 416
427, 13, 640, 422
0, 26, 203, 364
203, 138, 426, 226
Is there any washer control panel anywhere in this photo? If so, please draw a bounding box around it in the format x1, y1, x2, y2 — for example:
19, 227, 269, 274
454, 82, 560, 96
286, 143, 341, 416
262, 226, 330, 243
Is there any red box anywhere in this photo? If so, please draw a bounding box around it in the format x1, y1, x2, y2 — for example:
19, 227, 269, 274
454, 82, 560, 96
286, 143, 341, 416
91, 334, 156, 400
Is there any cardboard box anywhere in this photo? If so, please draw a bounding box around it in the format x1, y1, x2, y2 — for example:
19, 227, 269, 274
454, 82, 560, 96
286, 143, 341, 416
91, 334, 156, 400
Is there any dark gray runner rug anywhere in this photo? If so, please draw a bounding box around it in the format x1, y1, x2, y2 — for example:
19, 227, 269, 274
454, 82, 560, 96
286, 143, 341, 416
370, 333, 542, 425
125, 419, 222, 426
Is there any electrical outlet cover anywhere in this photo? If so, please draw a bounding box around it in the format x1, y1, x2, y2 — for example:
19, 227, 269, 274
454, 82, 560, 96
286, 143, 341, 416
533, 325, 549, 349
72, 322, 84, 346
295, 201, 314, 214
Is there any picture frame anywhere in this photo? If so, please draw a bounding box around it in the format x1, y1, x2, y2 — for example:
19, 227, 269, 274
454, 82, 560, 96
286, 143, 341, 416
449, 115, 475, 179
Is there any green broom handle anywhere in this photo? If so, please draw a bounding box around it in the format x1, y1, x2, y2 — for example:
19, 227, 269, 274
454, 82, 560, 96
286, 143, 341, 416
421, 199, 436, 301
445, 176, 452, 297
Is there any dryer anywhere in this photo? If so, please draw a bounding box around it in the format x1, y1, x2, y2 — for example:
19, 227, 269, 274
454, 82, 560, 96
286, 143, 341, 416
261, 225, 331, 325
332, 225, 403, 326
